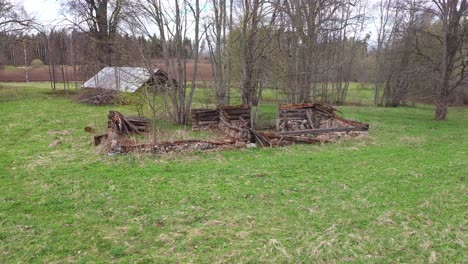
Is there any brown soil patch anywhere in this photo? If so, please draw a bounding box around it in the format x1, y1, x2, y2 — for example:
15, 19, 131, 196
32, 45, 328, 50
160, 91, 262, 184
0, 63, 214, 82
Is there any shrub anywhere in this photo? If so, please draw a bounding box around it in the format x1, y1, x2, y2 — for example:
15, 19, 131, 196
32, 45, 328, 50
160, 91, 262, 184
30, 59, 44, 67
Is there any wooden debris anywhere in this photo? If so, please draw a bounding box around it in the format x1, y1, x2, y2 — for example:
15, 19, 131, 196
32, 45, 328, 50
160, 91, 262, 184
118, 139, 236, 154
252, 130, 331, 147
94, 103, 369, 155
108, 111, 150, 135
191, 109, 219, 131
277, 103, 368, 132
276, 126, 368, 136
93, 134, 108, 146
217, 105, 252, 143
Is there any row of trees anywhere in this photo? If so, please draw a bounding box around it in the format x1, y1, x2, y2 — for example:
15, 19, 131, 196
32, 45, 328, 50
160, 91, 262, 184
1, 0, 467, 121
374, 0, 468, 119
0, 31, 192, 75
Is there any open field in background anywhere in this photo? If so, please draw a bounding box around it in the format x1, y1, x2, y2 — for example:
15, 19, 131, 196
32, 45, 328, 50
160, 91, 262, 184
0, 63, 215, 82
0, 82, 467, 262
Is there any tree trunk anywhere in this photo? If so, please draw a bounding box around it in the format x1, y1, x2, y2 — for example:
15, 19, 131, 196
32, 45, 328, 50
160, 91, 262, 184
435, 94, 448, 120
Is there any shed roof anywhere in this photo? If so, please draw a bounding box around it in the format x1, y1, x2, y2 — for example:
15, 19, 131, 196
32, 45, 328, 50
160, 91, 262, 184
82, 67, 158, 92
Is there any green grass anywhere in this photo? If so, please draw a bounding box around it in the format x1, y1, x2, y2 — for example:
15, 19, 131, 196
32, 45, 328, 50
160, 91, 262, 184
1, 65, 18, 71
0, 83, 467, 263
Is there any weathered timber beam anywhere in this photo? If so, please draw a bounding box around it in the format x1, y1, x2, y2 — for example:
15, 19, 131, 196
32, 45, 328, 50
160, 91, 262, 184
277, 126, 368, 136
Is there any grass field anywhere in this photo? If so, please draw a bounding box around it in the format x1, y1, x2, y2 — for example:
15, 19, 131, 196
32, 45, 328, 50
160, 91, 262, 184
0, 83, 467, 263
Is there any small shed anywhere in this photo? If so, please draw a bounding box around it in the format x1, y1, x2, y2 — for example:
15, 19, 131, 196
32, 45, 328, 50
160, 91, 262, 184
82, 67, 170, 92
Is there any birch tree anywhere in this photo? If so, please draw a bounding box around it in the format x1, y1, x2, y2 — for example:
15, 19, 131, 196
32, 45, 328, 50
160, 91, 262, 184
128, 0, 202, 124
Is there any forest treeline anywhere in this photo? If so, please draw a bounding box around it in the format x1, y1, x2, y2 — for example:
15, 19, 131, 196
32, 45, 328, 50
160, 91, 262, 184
1, 0, 467, 123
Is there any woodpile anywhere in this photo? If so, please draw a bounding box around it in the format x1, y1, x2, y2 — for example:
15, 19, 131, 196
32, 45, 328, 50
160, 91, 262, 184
218, 105, 251, 127
191, 105, 252, 143
218, 105, 252, 143
276, 103, 368, 132
107, 111, 150, 135
93, 111, 150, 147
191, 109, 219, 130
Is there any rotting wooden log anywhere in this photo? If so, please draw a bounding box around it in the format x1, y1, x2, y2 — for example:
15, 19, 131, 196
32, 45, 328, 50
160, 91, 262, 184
118, 139, 236, 153
196, 121, 219, 125
257, 131, 331, 144
276, 126, 368, 136
218, 104, 250, 110
223, 109, 251, 114
332, 114, 369, 129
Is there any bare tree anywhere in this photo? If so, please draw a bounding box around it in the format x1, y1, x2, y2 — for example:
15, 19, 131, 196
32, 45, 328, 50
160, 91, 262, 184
0, 0, 33, 34
428, 0, 468, 120
239, 0, 279, 106
127, 0, 202, 125
205, 0, 228, 105
275, 0, 366, 104
62, 0, 125, 66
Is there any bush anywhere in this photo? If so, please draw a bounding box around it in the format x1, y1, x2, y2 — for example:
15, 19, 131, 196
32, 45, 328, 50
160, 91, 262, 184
113, 91, 141, 106
30, 59, 44, 67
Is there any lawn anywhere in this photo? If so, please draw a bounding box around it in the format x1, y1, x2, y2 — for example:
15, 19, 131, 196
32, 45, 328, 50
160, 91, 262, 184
0, 83, 467, 263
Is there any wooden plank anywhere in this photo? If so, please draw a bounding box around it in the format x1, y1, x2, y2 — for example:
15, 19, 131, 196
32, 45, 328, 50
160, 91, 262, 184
258, 131, 330, 144
218, 104, 250, 110
306, 109, 314, 129
197, 121, 219, 125
278, 117, 309, 121
281, 113, 307, 119
277, 126, 368, 136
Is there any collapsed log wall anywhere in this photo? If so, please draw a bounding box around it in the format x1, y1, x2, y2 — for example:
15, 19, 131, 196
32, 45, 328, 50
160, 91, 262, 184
217, 105, 251, 143
191, 105, 252, 143
191, 109, 219, 130
97, 103, 369, 154
276, 103, 368, 132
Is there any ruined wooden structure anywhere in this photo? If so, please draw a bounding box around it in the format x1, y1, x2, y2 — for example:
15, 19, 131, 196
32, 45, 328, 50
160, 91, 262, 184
107, 111, 150, 135
248, 103, 370, 147
94, 103, 369, 154
93, 111, 150, 146
118, 139, 235, 154
191, 105, 252, 143
191, 109, 219, 130
217, 105, 252, 143
278, 103, 350, 131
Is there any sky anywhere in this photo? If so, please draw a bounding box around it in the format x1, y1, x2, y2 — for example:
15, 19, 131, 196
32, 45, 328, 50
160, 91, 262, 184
19, 0, 61, 24
18, 0, 380, 45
